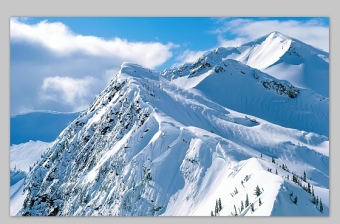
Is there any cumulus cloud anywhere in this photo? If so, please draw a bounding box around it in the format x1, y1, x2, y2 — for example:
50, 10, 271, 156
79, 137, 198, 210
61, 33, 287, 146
10, 18, 175, 69
40, 76, 96, 109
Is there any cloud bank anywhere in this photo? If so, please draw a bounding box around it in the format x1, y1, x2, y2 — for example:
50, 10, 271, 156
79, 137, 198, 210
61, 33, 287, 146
10, 18, 175, 115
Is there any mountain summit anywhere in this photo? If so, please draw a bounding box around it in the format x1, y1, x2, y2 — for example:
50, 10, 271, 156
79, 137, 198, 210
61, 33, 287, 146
234, 31, 329, 97
14, 32, 329, 216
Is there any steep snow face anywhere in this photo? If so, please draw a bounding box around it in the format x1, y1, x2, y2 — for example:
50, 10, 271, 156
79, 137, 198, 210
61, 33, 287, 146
261, 47, 329, 98
17, 63, 328, 216
194, 60, 329, 137
11, 178, 28, 216
233, 31, 329, 97
235, 31, 292, 70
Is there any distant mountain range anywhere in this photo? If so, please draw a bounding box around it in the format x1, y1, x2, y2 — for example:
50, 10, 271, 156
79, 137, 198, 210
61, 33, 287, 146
10, 111, 81, 145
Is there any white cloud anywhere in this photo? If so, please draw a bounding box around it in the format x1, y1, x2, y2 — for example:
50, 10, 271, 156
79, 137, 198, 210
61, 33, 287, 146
40, 76, 97, 111
217, 36, 247, 48
174, 50, 207, 67
102, 69, 120, 84
10, 18, 175, 69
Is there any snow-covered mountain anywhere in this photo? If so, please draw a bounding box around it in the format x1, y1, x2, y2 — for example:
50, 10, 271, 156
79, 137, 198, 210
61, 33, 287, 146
161, 31, 329, 137
12, 31, 329, 216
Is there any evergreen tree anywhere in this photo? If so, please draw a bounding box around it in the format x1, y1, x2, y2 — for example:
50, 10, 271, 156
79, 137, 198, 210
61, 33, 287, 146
316, 196, 319, 206
303, 171, 306, 182
289, 191, 293, 198
293, 195, 298, 204
241, 200, 244, 211
215, 200, 219, 214
276, 169, 278, 175
261, 153, 262, 158
234, 205, 238, 216
254, 185, 262, 196
307, 182, 311, 194
312, 195, 316, 204
218, 198, 222, 211
292, 173, 297, 183
245, 193, 249, 207
272, 157, 275, 164
259, 198, 262, 206
211, 210, 214, 216
319, 199, 323, 213
312, 186, 314, 196
251, 203, 254, 212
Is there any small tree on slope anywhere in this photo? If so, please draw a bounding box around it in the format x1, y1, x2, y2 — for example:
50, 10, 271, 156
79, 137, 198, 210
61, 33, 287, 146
293, 195, 298, 204
254, 185, 262, 197
320, 199, 323, 213
245, 194, 249, 207
251, 203, 254, 212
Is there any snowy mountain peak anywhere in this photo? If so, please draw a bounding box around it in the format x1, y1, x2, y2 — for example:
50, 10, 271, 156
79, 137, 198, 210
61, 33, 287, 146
267, 31, 291, 39
236, 32, 292, 70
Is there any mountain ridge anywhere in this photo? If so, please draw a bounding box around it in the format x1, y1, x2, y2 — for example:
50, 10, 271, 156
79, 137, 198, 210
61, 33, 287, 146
162, 31, 329, 97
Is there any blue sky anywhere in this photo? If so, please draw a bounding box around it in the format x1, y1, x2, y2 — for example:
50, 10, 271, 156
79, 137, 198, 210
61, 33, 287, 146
10, 17, 329, 115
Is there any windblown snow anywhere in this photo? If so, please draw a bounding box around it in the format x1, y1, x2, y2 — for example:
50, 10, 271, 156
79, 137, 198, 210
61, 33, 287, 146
10, 31, 329, 217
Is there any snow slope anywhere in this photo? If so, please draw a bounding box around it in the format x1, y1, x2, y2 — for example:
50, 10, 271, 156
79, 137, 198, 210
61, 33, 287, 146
162, 57, 328, 137
10, 178, 28, 216
15, 57, 328, 216
10, 140, 51, 216
10, 140, 52, 172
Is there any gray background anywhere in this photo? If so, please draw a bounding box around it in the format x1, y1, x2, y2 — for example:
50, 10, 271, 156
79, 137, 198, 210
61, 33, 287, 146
2, 0, 337, 223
